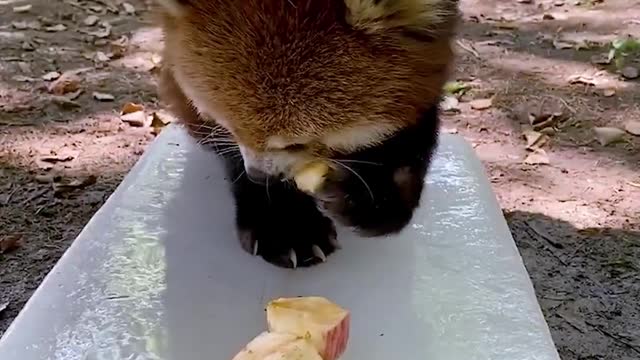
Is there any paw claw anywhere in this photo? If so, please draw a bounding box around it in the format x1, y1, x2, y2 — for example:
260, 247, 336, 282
312, 245, 327, 262
252, 240, 259, 256
289, 249, 298, 269
329, 235, 341, 250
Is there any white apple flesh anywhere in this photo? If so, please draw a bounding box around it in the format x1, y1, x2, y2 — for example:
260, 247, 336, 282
266, 297, 350, 360
232, 332, 322, 360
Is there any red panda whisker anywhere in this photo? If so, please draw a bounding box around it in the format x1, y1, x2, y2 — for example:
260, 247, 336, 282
327, 159, 375, 202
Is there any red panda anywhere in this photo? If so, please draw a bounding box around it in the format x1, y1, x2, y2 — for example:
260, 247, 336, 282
155, 0, 460, 268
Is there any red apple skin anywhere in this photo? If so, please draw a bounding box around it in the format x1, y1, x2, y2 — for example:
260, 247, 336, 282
321, 313, 350, 360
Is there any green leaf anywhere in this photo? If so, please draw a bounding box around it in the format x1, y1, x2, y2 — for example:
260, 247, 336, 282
612, 38, 640, 53
443, 81, 471, 95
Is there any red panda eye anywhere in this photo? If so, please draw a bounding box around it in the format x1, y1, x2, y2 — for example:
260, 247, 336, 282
283, 143, 307, 152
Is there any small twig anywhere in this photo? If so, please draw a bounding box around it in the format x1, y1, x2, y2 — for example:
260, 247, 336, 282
21, 188, 49, 206
456, 39, 481, 58
524, 221, 568, 265
525, 220, 564, 249
34, 203, 50, 216
546, 247, 568, 266
586, 321, 640, 355
566, 241, 588, 262
557, 313, 586, 333
627, 181, 640, 189
549, 95, 577, 114
2, 185, 18, 205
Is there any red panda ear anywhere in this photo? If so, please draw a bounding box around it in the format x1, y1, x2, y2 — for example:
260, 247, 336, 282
344, 0, 459, 36
155, 0, 192, 17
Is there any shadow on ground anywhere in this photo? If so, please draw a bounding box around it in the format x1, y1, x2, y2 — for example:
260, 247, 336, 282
507, 210, 640, 360
0, 163, 128, 336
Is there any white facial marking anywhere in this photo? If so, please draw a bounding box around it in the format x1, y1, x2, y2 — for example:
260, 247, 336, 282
266, 135, 312, 150
238, 145, 304, 177
323, 123, 398, 152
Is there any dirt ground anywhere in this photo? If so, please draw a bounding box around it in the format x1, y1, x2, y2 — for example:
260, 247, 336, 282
0, 0, 639, 358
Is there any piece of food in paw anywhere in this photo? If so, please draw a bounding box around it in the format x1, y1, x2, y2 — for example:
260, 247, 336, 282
232, 332, 321, 360
294, 161, 330, 194
266, 296, 350, 360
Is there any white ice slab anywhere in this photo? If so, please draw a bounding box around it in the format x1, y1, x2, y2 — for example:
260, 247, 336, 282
0, 125, 560, 360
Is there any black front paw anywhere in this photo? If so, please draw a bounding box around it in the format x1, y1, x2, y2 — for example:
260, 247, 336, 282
316, 165, 425, 236
312, 105, 441, 236
237, 209, 337, 268
232, 175, 338, 268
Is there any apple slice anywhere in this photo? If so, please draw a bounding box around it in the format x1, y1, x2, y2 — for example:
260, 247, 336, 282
232, 332, 322, 360
294, 161, 330, 194
266, 297, 350, 360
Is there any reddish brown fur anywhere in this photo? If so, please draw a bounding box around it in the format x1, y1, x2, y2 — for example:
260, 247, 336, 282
157, 0, 457, 154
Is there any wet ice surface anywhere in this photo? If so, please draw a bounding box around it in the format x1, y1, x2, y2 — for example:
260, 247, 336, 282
0, 125, 560, 360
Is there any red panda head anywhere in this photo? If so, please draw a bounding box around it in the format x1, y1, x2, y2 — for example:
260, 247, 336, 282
156, 0, 459, 178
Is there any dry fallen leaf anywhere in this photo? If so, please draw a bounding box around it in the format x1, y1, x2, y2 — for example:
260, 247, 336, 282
12, 75, 37, 82
523, 130, 549, 150
84, 15, 100, 26
12, 20, 41, 30
591, 53, 611, 65
150, 112, 169, 134
111, 35, 130, 49
39, 149, 77, 163
45, 24, 67, 32
567, 74, 598, 86
12, 20, 28, 29
552, 38, 575, 50
93, 92, 115, 101
594, 127, 626, 146
93, 51, 110, 63
624, 120, 640, 136
470, 98, 493, 110
122, 2, 136, 14
42, 71, 61, 81
22, 40, 36, 51
13, 4, 32, 13
51, 95, 81, 109
17, 61, 31, 73
440, 96, 460, 113
493, 21, 518, 30
477, 39, 515, 47
48, 72, 81, 95
121, 111, 146, 127
621, 66, 639, 79
67, 89, 83, 100
88, 24, 111, 38
53, 175, 97, 196
88, 4, 104, 12
524, 149, 550, 165
539, 127, 556, 136
121, 102, 144, 115
528, 112, 565, 130
0, 235, 22, 254
602, 89, 616, 97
